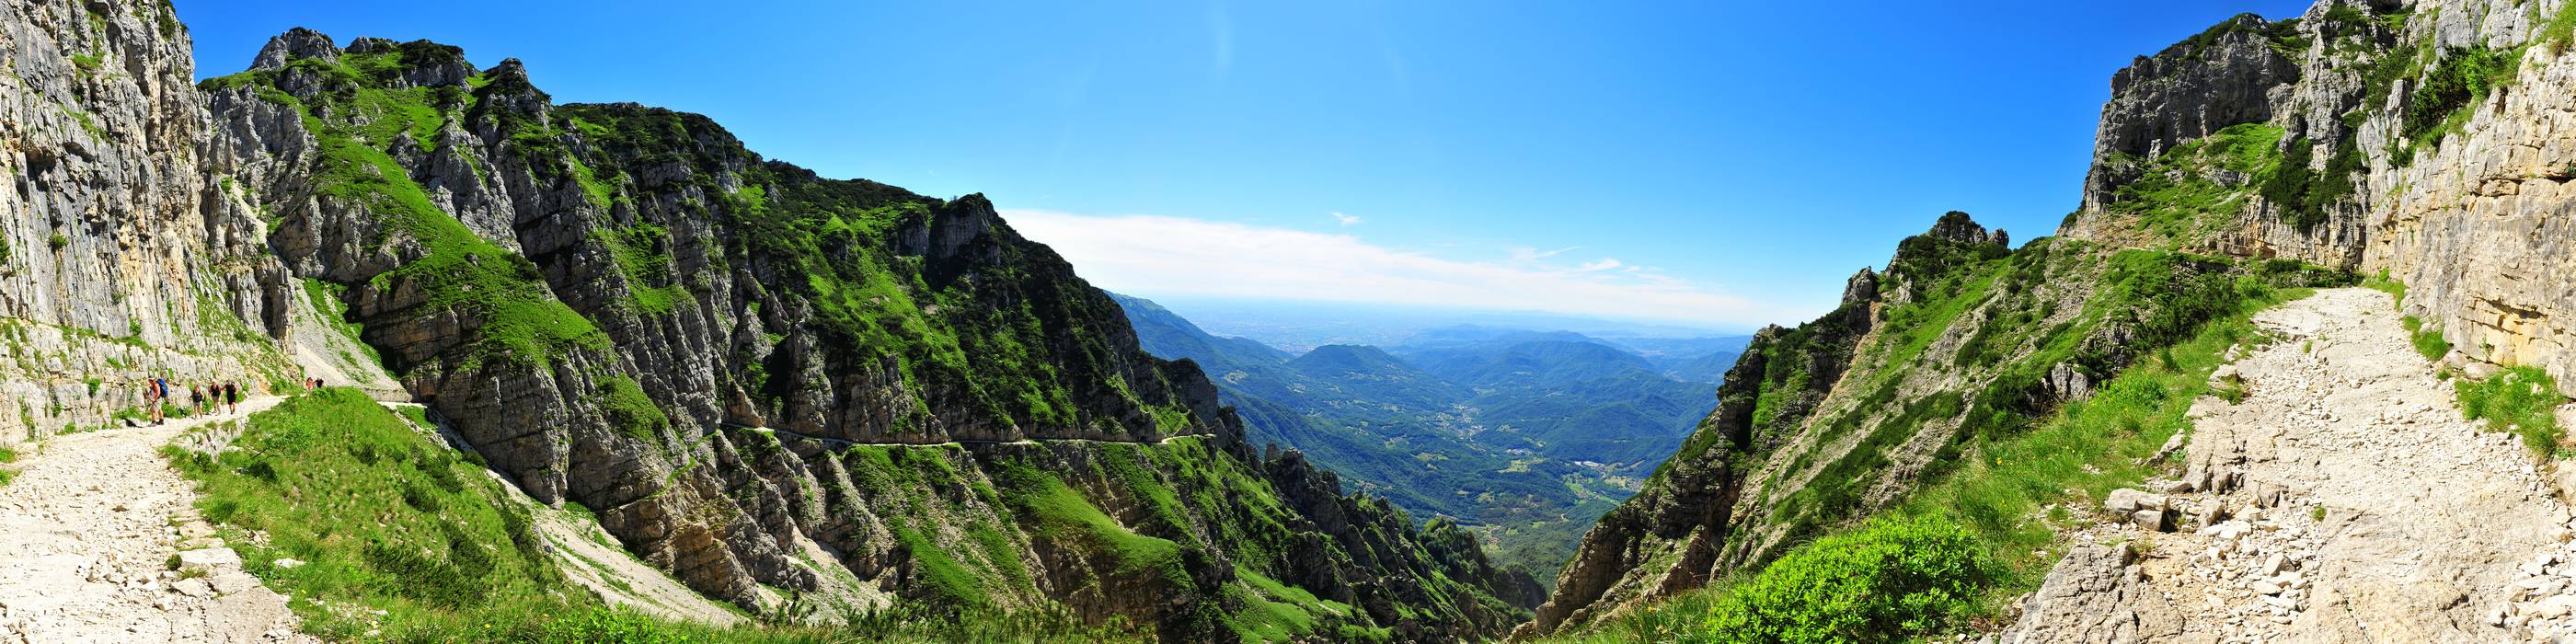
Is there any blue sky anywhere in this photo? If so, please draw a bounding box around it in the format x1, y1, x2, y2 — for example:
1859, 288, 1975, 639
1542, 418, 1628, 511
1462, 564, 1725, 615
182, 0, 2314, 330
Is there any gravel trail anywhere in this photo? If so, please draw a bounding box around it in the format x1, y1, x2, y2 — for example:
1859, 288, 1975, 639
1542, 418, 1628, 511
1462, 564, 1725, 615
0, 396, 314, 643
2008, 288, 2576, 643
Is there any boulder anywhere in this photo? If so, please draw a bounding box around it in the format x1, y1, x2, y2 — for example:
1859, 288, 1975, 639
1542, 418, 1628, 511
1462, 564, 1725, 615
2105, 489, 2168, 515
1997, 543, 2187, 643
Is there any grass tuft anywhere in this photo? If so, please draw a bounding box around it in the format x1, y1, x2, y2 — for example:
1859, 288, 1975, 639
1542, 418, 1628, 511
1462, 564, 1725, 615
2456, 365, 2565, 457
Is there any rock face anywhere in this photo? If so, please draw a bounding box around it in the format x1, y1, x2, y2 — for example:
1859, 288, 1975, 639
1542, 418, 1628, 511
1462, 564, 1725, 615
2060, 0, 2576, 394
0, 0, 303, 443
4, 7, 1532, 638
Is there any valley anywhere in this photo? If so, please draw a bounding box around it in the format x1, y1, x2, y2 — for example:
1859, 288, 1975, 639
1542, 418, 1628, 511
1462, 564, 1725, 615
15, 0, 2576, 642
1115, 294, 1743, 588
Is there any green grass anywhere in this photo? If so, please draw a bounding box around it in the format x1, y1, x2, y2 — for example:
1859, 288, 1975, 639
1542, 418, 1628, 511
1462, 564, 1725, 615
397, 405, 432, 429
170, 389, 1138, 643
2455, 365, 2566, 457
167, 388, 571, 639
596, 223, 687, 316
2105, 123, 2285, 244
1544, 262, 2309, 642
596, 375, 670, 443
994, 459, 1190, 593
2403, 316, 2451, 361
0, 445, 16, 488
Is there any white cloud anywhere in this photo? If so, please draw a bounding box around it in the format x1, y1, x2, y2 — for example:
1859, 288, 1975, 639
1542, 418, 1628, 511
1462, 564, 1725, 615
1330, 212, 1363, 226
1003, 210, 1797, 328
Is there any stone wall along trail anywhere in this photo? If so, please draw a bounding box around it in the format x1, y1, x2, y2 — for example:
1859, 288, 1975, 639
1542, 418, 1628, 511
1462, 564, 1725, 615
0, 397, 314, 643
2006, 288, 2576, 643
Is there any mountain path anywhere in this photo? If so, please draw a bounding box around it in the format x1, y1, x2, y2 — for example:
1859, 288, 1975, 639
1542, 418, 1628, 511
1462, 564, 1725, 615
2008, 288, 2576, 643
0, 396, 314, 643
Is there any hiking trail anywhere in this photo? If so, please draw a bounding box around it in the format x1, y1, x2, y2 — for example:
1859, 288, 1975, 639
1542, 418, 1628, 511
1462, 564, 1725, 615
0, 396, 314, 643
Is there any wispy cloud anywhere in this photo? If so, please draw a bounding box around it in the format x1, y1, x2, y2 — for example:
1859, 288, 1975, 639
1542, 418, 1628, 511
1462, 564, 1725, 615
1512, 246, 1579, 261
1330, 212, 1363, 226
1004, 210, 1796, 328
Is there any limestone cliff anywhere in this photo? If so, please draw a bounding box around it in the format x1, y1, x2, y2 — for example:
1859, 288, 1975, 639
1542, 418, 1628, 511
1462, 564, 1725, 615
2062, 0, 2576, 387
0, 0, 303, 442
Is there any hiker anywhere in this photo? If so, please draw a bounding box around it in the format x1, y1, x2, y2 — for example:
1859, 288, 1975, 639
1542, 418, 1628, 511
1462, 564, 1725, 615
224, 382, 239, 414
190, 385, 204, 413
145, 377, 164, 425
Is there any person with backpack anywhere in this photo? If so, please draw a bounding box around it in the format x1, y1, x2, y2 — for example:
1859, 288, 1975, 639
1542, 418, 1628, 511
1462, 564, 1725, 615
144, 377, 164, 425
224, 382, 240, 414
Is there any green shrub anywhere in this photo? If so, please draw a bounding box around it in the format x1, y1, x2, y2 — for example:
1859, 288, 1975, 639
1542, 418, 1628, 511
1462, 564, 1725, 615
1692, 516, 1991, 644
2457, 366, 2565, 456
2401, 46, 2517, 148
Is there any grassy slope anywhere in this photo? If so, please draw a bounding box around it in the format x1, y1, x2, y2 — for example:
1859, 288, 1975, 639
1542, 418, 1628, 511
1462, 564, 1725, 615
1542, 281, 2308, 642
173, 388, 1154, 643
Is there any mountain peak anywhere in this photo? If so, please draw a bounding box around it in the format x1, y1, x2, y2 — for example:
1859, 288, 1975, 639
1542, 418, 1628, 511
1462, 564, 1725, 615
1926, 211, 2007, 247
1289, 344, 1410, 374
251, 27, 338, 70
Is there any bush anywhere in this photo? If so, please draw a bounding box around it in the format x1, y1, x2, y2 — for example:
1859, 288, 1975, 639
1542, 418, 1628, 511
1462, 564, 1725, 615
2401, 46, 2517, 146
1693, 517, 1991, 644
2457, 366, 2566, 457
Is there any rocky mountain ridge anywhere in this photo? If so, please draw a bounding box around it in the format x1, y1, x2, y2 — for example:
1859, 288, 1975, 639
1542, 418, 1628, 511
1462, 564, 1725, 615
1, 1, 1532, 639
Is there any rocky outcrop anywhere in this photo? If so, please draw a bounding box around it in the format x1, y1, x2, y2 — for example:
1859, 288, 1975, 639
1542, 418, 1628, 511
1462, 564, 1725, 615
2075, 13, 2303, 219
1998, 543, 2187, 644
2053, 0, 2576, 396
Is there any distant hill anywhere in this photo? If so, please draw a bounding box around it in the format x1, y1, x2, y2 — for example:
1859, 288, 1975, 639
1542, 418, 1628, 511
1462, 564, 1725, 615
1656, 348, 1749, 383
1111, 293, 1721, 588
1397, 339, 1661, 388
